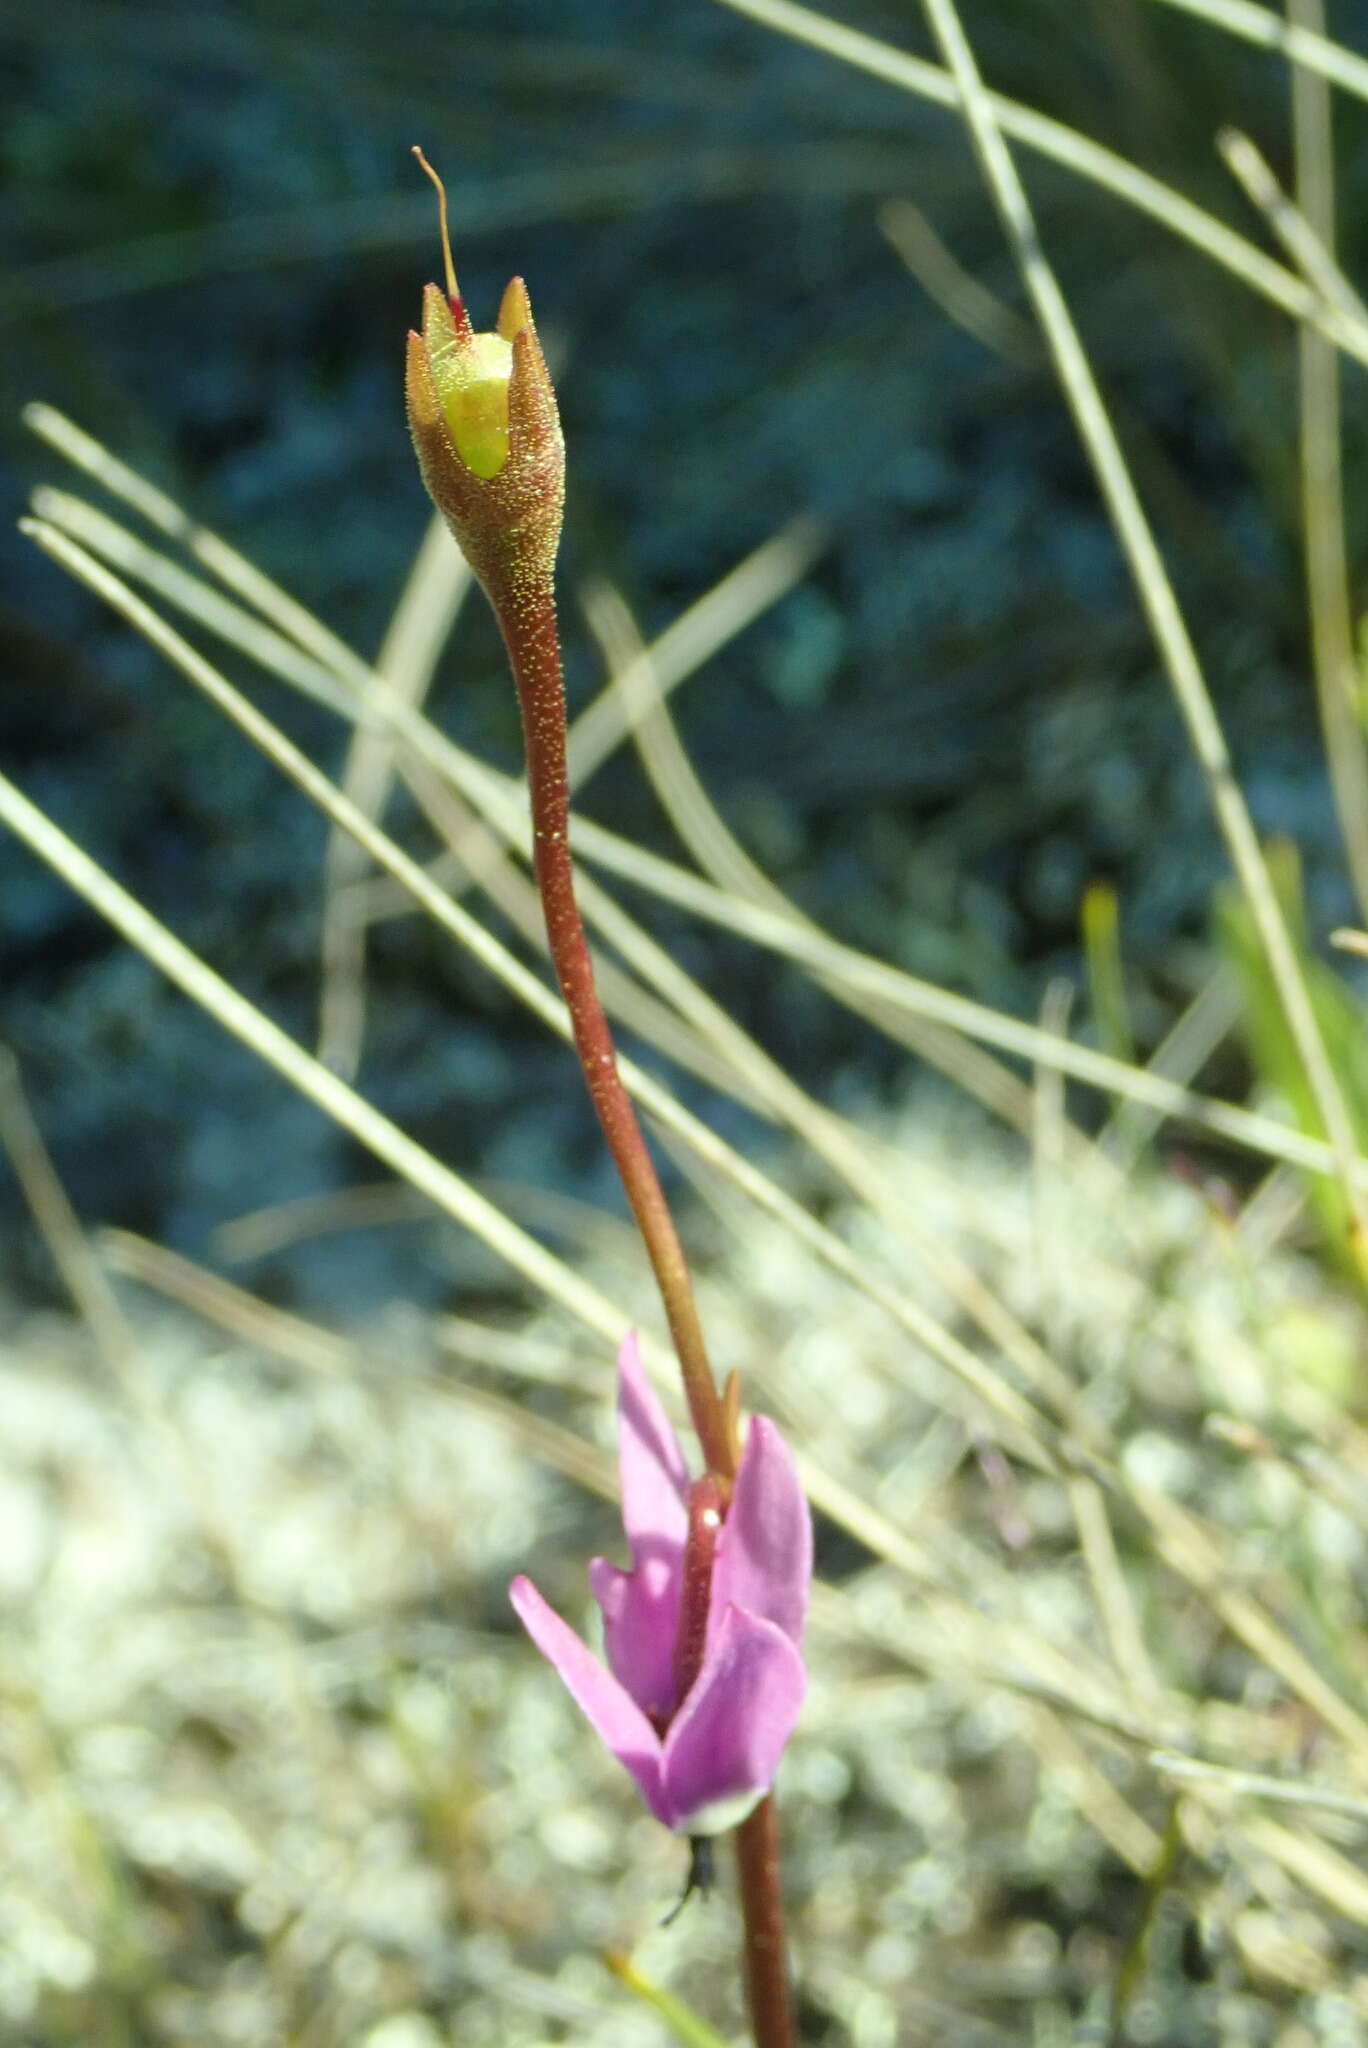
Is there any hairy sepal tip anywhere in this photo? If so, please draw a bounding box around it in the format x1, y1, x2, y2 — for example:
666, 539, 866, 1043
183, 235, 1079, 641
497, 275, 533, 342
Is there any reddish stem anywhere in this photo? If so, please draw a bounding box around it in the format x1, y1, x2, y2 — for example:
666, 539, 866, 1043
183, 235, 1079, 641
736, 1797, 797, 2048
492, 576, 733, 1482
494, 572, 795, 2046
672, 1477, 724, 1705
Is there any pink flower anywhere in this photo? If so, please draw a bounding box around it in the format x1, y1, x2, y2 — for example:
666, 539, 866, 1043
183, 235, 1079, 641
510, 1335, 811, 1836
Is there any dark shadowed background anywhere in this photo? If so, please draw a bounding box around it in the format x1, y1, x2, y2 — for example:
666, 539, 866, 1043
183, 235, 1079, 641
4, 0, 1365, 1312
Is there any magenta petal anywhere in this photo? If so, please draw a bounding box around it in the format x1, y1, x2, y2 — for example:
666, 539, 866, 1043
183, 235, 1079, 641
661, 1603, 806, 1835
509, 1576, 668, 1824
588, 1554, 679, 1726
590, 1335, 690, 1717
615, 1332, 689, 1557
709, 1418, 812, 1655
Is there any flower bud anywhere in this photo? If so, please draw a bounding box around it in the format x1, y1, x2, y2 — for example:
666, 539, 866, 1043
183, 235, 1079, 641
428, 318, 514, 482
405, 151, 564, 602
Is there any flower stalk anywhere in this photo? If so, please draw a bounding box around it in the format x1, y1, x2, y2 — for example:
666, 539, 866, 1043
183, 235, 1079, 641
736, 1799, 795, 2048
405, 148, 731, 1482
404, 155, 803, 2047
490, 577, 735, 1482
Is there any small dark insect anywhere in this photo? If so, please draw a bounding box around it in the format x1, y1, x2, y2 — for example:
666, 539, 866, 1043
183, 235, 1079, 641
660, 1835, 716, 1926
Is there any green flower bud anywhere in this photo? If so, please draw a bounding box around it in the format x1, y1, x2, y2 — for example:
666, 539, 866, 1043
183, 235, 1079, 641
428, 326, 514, 481
405, 150, 564, 601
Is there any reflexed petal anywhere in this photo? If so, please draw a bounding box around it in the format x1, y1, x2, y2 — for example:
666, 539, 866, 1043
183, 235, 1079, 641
616, 1333, 689, 1560
589, 1555, 680, 1726
590, 1335, 689, 1717
661, 1604, 806, 1836
709, 1418, 811, 1653
509, 1576, 667, 1824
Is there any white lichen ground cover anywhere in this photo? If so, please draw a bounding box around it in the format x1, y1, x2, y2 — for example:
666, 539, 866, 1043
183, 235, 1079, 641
5, 1094, 1368, 2046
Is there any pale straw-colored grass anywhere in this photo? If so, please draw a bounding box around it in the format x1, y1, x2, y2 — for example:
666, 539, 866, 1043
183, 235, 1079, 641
11, 3, 1368, 2037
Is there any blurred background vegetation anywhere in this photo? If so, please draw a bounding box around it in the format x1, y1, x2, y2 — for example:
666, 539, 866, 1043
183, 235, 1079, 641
7, 0, 1367, 1297
8, 3, 1368, 2044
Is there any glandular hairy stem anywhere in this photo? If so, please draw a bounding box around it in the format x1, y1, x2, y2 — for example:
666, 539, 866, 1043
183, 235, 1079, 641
736, 1798, 797, 2048
493, 574, 734, 1483
406, 196, 796, 2048
496, 573, 795, 2048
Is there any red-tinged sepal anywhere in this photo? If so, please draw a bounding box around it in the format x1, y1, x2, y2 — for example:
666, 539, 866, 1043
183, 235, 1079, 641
497, 274, 533, 342
407, 262, 564, 602
421, 280, 460, 364
507, 324, 559, 470
405, 326, 443, 441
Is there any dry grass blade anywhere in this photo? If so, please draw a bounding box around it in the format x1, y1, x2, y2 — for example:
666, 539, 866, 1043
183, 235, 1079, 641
877, 197, 1036, 362
23, 403, 368, 677
1134, 1478, 1368, 1762
318, 510, 472, 1078
1069, 1477, 1160, 1709
25, 487, 765, 1115
28, 484, 359, 717
1287, 0, 1368, 930
580, 574, 1052, 1147
26, 423, 1368, 1194
1241, 1816, 1368, 1927
1097, 970, 1240, 1163
17, 511, 1067, 1461
396, 756, 780, 1115
0, 1051, 349, 1778
1028, 1705, 1163, 1874
601, 1953, 733, 2048
565, 516, 825, 791
811, 1582, 1172, 1750
0, 1046, 137, 1371
1031, 979, 1074, 1354
1218, 128, 1368, 325
526, 814, 1368, 1185
417, 607, 1089, 1429
1149, 0, 1368, 104
1152, 1752, 1368, 1823
706, 0, 1368, 370
99, 1229, 617, 1503
0, 766, 631, 1353
97, 1240, 1144, 1756
823, 0, 1368, 1241
1219, 112, 1368, 927
21, 460, 1368, 1763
